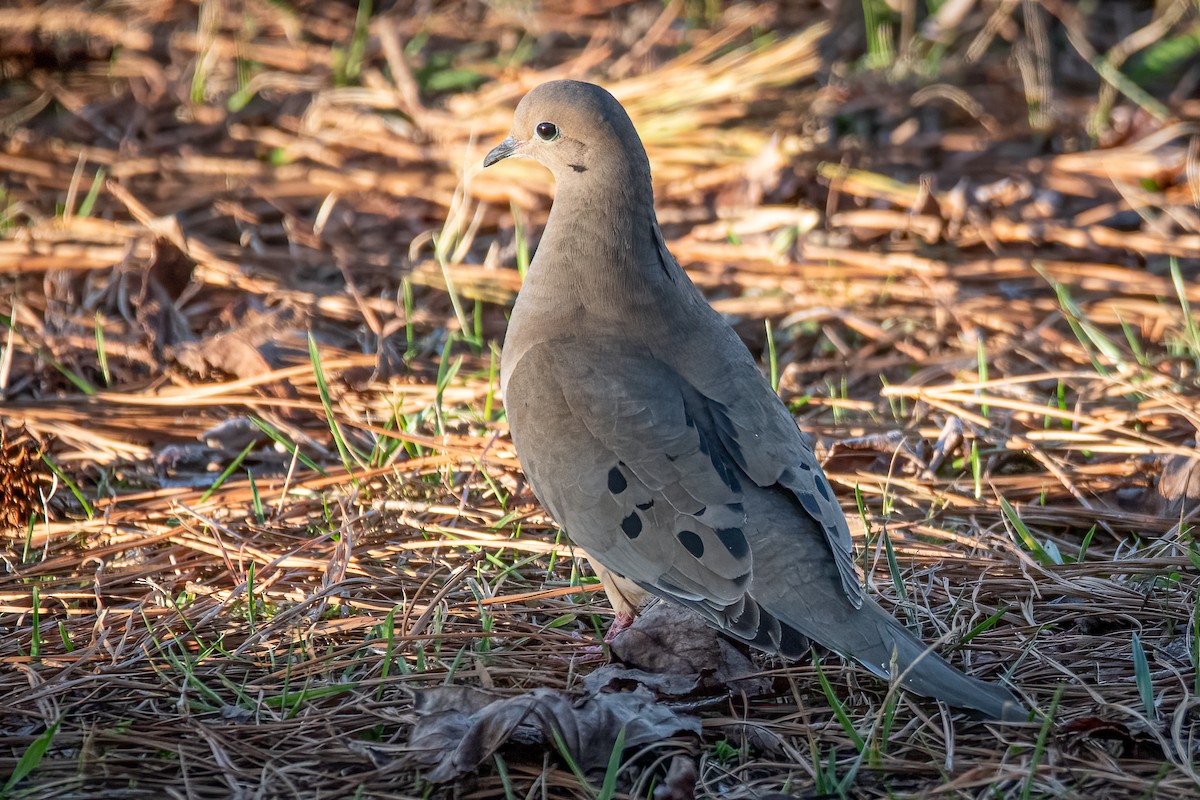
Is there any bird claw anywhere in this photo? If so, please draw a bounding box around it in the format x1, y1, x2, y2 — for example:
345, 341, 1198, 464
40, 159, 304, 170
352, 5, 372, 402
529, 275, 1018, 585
564, 643, 609, 664
603, 611, 636, 643
546, 612, 637, 665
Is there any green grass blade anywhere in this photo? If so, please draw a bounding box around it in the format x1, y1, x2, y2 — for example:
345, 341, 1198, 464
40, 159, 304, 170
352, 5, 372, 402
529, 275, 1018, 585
249, 417, 325, 475
248, 469, 264, 523
512, 203, 530, 279
596, 725, 626, 800
77, 167, 105, 217
999, 495, 1061, 565
40, 454, 93, 518
493, 753, 517, 800
1170, 257, 1200, 366
812, 649, 866, 752
199, 440, 256, 502
765, 318, 779, 391
308, 331, 360, 475
29, 585, 41, 658
3, 720, 60, 793
549, 726, 596, 798
1131, 632, 1155, 720
1020, 684, 1063, 800
93, 312, 110, 386
959, 607, 1007, 645
880, 524, 914, 628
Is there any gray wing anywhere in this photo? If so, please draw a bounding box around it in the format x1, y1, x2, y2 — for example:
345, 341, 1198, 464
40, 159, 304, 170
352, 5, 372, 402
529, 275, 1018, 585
668, 314, 864, 608
505, 336, 860, 655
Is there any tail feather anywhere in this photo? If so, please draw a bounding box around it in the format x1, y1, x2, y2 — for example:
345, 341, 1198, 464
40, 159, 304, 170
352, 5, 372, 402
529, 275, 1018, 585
853, 602, 1026, 722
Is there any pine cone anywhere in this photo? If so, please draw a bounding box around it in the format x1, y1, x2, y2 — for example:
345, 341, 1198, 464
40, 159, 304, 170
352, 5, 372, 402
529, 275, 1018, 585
1, 422, 43, 531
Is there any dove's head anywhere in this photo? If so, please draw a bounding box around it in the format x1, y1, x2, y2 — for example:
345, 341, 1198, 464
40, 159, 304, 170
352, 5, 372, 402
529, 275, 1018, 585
483, 80, 650, 185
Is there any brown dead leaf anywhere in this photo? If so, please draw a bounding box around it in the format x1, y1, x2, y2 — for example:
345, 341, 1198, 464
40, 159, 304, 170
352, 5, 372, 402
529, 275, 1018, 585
402, 684, 700, 783
174, 332, 294, 394
1154, 453, 1200, 519
1060, 716, 1164, 760
1112, 450, 1200, 523
171, 304, 304, 404
126, 239, 195, 352
824, 429, 927, 476
597, 603, 774, 698
652, 755, 697, 800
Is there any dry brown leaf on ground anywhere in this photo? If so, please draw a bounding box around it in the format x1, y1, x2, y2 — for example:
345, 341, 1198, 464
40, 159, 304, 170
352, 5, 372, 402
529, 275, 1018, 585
170, 304, 305, 401
128, 239, 197, 352
1060, 716, 1168, 761
823, 429, 930, 476
591, 602, 774, 699
1152, 451, 1200, 520
653, 755, 699, 800
1111, 447, 1200, 523
400, 684, 700, 783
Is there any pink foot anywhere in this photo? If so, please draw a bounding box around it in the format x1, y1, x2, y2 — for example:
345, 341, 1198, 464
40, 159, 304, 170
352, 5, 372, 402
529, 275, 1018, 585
603, 611, 636, 644
548, 612, 637, 665
566, 643, 609, 664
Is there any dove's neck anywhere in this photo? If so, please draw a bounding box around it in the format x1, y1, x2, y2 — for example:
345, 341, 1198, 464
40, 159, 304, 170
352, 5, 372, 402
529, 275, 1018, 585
527, 163, 689, 318
502, 158, 708, 392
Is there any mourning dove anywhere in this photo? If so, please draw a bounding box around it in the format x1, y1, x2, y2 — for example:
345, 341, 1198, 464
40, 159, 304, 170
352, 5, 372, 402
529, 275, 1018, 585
485, 80, 1025, 721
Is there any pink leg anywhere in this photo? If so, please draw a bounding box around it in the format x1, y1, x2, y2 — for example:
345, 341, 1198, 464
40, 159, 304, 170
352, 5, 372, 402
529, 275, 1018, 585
603, 611, 635, 643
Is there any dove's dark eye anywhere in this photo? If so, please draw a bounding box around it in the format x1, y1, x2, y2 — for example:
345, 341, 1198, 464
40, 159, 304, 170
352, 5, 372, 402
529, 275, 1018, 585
535, 122, 560, 141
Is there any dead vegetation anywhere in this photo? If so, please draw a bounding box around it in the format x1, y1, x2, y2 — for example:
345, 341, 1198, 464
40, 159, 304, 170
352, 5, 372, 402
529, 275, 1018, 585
2, 0, 1200, 797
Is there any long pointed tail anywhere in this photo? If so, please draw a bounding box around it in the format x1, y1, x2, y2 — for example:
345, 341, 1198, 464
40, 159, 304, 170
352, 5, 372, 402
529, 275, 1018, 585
839, 602, 1027, 722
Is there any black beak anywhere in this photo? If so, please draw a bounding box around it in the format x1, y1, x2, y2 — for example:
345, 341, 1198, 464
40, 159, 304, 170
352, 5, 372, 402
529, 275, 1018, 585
483, 136, 520, 168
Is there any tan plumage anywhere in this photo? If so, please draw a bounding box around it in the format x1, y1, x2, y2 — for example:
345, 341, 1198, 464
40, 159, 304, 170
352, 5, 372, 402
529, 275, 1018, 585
485, 80, 1025, 722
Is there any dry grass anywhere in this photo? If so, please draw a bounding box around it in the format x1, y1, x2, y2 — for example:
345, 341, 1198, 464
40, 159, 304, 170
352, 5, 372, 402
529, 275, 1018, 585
2, 1, 1200, 797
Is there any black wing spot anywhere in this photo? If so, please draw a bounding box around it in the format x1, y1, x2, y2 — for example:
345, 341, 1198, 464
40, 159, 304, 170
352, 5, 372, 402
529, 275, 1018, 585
636, 500, 654, 511
716, 527, 749, 559
620, 512, 643, 539
677, 530, 704, 558
814, 473, 832, 501
797, 490, 823, 520
799, 461, 812, 471
569, 164, 587, 173
607, 466, 628, 494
